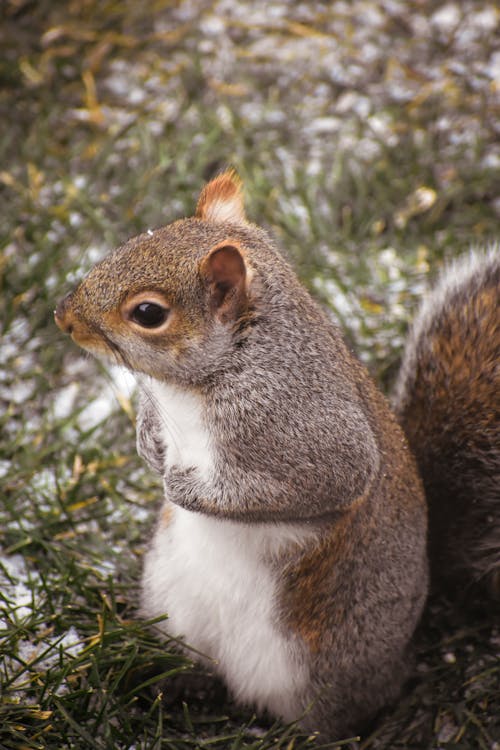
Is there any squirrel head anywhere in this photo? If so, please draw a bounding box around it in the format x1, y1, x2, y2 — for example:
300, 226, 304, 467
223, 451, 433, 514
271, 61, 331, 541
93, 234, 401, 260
55, 171, 273, 385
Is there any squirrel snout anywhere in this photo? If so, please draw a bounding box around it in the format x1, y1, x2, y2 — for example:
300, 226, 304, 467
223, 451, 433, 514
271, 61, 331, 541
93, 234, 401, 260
54, 294, 75, 334
55, 291, 105, 353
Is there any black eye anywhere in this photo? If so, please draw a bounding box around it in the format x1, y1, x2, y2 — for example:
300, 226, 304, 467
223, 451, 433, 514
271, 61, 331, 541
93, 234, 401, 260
131, 302, 169, 328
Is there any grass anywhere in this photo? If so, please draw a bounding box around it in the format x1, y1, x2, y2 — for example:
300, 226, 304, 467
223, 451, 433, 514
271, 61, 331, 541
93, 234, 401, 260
1, 0, 499, 748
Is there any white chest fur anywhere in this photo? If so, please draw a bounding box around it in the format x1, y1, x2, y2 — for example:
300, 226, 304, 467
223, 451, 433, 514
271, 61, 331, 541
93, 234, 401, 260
141, 507, 311, 721
144, 379, 214, 481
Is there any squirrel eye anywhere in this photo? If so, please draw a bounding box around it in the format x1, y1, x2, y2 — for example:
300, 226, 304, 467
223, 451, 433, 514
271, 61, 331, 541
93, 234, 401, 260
130, 302, 169, 328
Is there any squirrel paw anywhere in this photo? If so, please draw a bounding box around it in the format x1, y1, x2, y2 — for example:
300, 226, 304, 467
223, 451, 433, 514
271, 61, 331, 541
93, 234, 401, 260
164, 466, 206, 511
136, 392, 166, 475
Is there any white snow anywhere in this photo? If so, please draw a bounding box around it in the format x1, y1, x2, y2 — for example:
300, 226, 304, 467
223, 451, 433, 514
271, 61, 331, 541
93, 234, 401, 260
0, 555, 39, 622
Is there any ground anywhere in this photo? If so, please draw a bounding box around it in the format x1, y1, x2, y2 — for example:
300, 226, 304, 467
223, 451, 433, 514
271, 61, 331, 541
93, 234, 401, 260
0, 1, 499, 748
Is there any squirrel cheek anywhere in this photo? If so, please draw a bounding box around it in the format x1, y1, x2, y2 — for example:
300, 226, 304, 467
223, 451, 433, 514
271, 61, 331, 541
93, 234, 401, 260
112, 316, 185, 373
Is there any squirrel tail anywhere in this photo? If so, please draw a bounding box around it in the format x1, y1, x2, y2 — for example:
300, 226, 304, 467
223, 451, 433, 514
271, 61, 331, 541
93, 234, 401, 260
393, 246, 500, 598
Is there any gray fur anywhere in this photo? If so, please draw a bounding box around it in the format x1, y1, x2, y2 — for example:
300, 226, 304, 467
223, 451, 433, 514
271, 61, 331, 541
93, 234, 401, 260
127, 221, 428, 737
57, 197, 430, 739
136, 388, 166, 475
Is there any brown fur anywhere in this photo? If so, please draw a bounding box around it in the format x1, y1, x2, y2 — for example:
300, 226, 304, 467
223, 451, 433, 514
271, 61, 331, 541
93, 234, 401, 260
160, 502, 174, 528
196, 170, 245, 224
394, 248, 500, 595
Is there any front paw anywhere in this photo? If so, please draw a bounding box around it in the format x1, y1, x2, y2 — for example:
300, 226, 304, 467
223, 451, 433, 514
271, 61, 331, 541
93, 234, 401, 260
164, 466, 204, 511
136, 393, 166, 475
137, 420, 166, 475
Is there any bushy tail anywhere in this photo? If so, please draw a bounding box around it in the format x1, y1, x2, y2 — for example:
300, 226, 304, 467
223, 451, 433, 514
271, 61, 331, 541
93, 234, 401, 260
393, 247, 500, 597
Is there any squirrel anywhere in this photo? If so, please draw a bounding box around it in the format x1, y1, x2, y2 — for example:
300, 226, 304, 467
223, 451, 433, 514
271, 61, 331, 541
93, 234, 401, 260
54, 171, 499, 741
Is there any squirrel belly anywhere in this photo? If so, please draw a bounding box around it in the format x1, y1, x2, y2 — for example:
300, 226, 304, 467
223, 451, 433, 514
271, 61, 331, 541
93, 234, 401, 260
394, 246, 500, 596
141, 506, 313, 721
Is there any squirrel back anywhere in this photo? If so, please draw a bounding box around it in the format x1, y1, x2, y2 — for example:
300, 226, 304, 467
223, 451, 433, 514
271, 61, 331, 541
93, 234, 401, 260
393, 247, 500, 597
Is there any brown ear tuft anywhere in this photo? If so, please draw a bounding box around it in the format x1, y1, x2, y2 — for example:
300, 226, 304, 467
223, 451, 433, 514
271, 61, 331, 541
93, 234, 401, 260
195, 170, 247, 225
200, 243, 247, 315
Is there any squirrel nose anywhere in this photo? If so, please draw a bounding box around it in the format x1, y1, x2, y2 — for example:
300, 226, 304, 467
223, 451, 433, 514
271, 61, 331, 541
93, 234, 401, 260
54, 293, 75, 334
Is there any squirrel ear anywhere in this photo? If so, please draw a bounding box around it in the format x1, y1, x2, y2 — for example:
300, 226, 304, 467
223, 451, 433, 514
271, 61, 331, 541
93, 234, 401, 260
195, 170, 247, 225
200, 243, 248, 316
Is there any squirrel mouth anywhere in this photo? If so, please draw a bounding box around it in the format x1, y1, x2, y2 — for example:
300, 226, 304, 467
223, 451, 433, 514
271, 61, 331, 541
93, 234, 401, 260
54, 305, 116, 361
